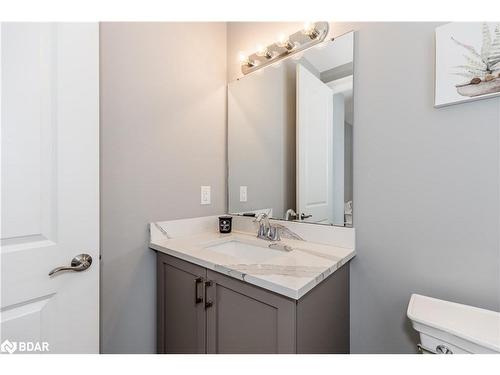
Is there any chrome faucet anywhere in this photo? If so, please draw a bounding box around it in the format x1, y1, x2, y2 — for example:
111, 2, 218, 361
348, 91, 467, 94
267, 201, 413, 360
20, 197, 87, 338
254, 213, 281, 241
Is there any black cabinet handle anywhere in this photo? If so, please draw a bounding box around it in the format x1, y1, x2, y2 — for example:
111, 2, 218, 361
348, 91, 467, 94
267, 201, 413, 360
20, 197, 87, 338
194, 277, 203, 304
204, 280, 214, 309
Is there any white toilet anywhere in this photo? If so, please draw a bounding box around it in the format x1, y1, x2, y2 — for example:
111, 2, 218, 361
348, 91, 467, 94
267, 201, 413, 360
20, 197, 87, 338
407, 294, 500, 354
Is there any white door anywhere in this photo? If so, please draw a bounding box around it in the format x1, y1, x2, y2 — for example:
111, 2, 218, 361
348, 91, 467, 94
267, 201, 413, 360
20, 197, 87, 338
296, 64, 334, 224
0, 23, 99, 354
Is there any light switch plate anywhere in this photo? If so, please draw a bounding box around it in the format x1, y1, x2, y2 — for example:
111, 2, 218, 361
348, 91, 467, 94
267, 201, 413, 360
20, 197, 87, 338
240, 186, 247, 202
201, 186, 211, 205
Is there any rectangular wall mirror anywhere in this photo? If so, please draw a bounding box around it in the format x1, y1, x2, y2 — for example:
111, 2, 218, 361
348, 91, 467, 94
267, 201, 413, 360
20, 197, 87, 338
228, 31, 354, 227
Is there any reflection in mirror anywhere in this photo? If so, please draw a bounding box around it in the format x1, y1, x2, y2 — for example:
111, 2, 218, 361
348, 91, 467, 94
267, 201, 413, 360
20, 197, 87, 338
228, 31, 354, 227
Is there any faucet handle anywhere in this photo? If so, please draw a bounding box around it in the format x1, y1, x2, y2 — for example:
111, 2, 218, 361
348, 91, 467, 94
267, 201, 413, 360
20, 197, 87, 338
268, 226, 281, 241
257, 223, 267, 238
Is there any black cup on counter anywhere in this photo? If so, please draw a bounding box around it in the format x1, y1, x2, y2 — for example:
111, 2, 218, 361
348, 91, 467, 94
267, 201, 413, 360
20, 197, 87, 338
218, 216, 232, 234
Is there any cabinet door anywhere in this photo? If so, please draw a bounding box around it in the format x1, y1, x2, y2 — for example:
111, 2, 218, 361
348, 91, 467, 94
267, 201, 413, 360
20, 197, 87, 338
205, 270, 296, 354
157, 253, 206, 354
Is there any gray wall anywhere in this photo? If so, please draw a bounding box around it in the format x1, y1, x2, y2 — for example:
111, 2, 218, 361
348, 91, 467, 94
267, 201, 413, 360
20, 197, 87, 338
100, 22, 227, 353
227, 22, 500, 353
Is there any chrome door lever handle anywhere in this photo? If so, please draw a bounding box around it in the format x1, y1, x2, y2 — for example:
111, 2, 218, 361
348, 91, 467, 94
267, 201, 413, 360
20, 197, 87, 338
49, 254, 93, 276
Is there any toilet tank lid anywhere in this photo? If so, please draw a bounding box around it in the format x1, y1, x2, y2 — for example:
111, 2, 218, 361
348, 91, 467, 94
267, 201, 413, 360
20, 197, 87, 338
407, 294, 500, 352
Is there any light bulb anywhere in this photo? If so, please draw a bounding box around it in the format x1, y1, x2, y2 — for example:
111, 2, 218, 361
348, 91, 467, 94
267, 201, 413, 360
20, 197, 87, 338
303, 22, 319, 39
276, 33, 295, 51
256, 44, 272, 59
238, 52, 255, 67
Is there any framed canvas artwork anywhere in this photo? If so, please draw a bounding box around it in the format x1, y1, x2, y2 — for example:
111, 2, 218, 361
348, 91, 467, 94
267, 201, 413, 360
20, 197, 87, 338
435, 22, 500, 107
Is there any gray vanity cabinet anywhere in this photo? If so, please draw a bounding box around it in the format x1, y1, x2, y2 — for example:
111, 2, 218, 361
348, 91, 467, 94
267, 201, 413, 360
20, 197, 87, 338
156, 252, 349, 354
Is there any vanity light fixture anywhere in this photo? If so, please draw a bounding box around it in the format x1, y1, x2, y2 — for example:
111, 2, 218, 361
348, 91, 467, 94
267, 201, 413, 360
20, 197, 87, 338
240, 22, 329, 75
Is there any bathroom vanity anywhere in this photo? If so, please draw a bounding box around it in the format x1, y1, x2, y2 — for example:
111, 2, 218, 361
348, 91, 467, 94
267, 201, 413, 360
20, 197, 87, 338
150, 216, 355, 354
150, 30, 357, 354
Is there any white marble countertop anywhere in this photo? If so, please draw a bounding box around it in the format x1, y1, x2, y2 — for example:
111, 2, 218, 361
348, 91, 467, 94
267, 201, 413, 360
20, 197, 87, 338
150, 226, 355, 300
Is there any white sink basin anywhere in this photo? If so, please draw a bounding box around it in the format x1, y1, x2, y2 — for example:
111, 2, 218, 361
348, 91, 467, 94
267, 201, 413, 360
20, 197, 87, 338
204, 239, 282, 263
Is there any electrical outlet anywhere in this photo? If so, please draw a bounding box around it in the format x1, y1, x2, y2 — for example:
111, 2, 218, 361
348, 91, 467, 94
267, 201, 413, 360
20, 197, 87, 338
240, 186, 247, 202
201, 186, 211, 205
